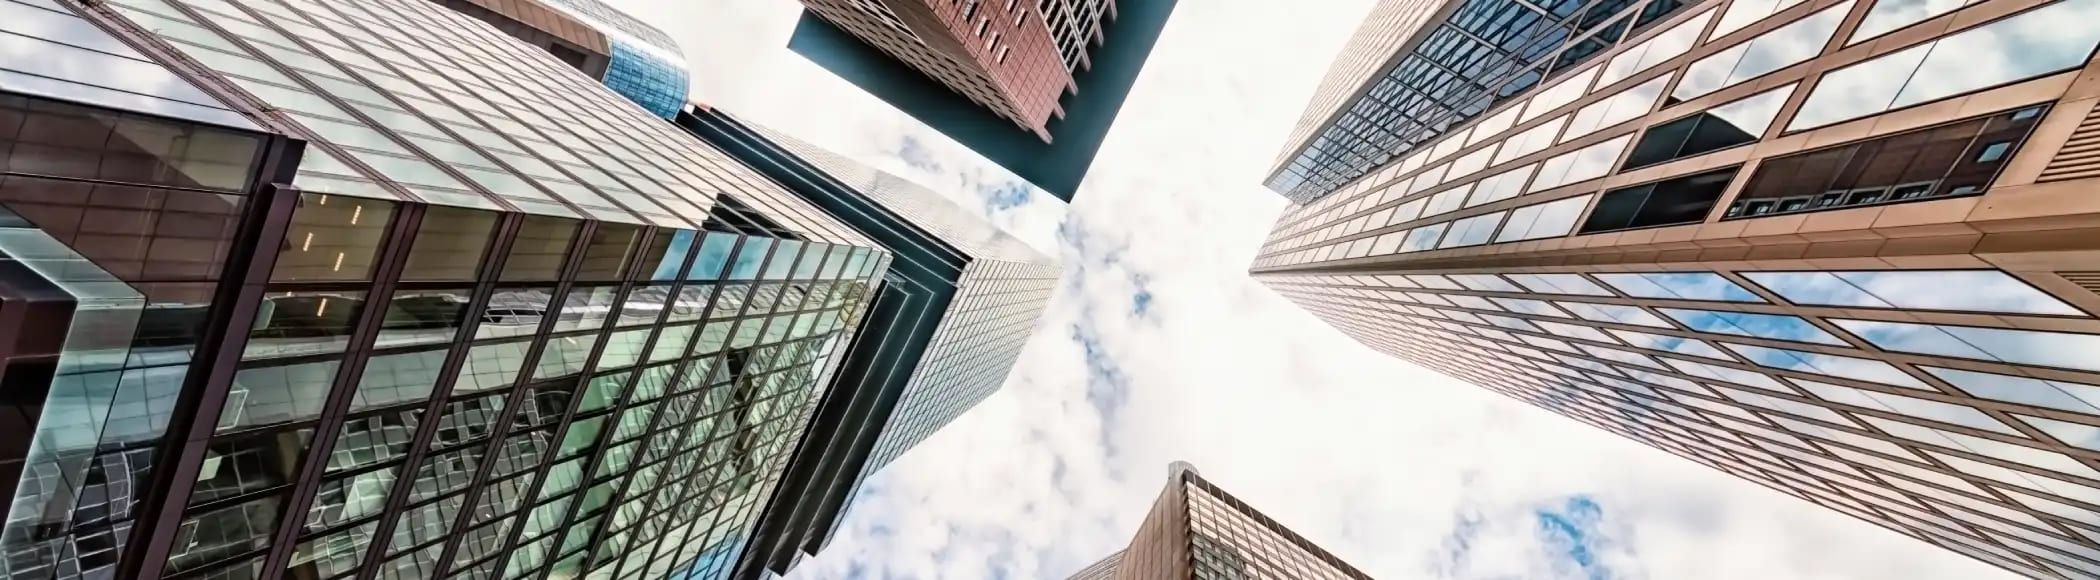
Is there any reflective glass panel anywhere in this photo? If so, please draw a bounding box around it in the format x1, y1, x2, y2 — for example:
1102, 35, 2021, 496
1834, 320, 2100, 373
1789, 0, 2100, 130
1593, 272, 1765, 302
1672, 2, 1849, 100
1743, 271, 2083, 316
1659, 308, 1846, 345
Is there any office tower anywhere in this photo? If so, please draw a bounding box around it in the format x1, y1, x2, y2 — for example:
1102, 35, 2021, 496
1266, 0, 1708, 203
1071, 463, 1372, 579
679, 106, 1061, 577
786, 0, 1179, 202
0, 1, 892, 580
1253, 0, 2100, 576
432, 0, 691, 118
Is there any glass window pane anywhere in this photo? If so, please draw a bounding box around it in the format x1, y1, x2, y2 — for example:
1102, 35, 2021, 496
1437, 212, 1506, 249
1792, 0, 2100, 130
1835, 320, 2100, 373
480, 288, 557, 339
1594, 272, 1765, 302
1792, 378, 2019, 434
1659, 308, 1846, 345
167, 494, 282, 573
1926, 366, 2100, 415
245, 291, 368, 360
574, 223, 640, 282
274, 193, 395, 282
1624, 84, 1792, 168
1507, 274, 1613, 296
326, 409, 420, 473
1529, 135, 1632, 193
1558, 301, 1675, 327
376, 289, 472, 347
551, 286, 618, 333
305, 467, 396, 531
499, 215, 577, 282
190, 425, 311, 505
1675, 2, 1847, 100
218, 360, 341, 432
1722, 342, 1931, 388
399, 205, 497, 282
452, 341, 529, 395
1745, 270, 2083, 316
287, 519, 376, 579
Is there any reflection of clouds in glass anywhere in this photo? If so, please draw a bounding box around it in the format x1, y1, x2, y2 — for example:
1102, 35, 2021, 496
1600, 9, 1715, 87
1558, 301, 1675, 327
1749, 270, 2084, 316
1529, 136, 1633, 193
1594, 272, 1766, 302
1494, 195, 1590, 242
2019, 415, 2100, 452
1665, 356, 1792, 390
1791, 378, 2019, 433
1927, 366, 2100, 415
1509, 274, 1613, 296
1791, 0, 2100, 130
1852, 0, 1976, 43
1674, 2, 1850, 100
1608, 328, 1731, 359
1660, 308, 1845, 345
1723, 343, 1930, 388
1712, 0, 1811, 38
1836, 320, 2100, 372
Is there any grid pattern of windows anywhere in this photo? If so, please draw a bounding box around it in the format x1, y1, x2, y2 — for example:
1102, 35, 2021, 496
1253, 0, 2100, 271
1266, 0, 1697, 202
536, 0, 682, 56
1035, 0, 1111, 71
800, 0, 1076, 138
600, 40, 689, 120
1258, 267, 2100, 578
97, 0, 869, 247
1075, 465, 1373, 579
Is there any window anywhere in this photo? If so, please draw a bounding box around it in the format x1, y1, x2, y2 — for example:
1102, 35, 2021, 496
1528, 135, 1632, 193
1594, 272, 1765, 302
1580, 167, 1737, 233
1564, 76, 1670, 142
1493, 116, 1569, 165
1743, 270, 2083, 316
1494, 194, 1592, 242
1508, 274, 1614, 296
1926, 366, 2100, 415
1723, 343, 1930, 388
1734, 107, 2044, 218
1832, 320, 2100, 373
1598, 10, 1713, 87
1464, 163, 1536, 207
1793, 0, 2100, 130
1623, 84, 1793, 169
1522, 67, 1602, 122
1671, 1, 1850, 101
1659, 308, 1845, 344
1711, 0, 1811, 38
1438, 212, 1507, 248
1851, 0, 1984, 44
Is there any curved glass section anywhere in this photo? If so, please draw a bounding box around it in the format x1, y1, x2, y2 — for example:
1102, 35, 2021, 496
602, 41, 690, 120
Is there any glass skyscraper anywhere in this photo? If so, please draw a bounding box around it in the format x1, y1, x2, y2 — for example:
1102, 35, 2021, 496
0, 2, 891, 580
428, 0, 692, 120
1256, 0, 2100, 576
1072, 462, 1371, 579
1266, 0, 1702, 203
680, 106, 1060, 578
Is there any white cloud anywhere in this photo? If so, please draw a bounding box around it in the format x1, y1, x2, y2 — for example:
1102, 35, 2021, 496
614, 0, 2019, 578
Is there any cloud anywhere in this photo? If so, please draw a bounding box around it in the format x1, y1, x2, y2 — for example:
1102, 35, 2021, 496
635, 1, 2023, 579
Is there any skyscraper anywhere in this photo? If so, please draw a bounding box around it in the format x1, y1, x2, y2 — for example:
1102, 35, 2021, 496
431, 0, 692, 119
679, 106, 1061, 578
0, 1, 890, 580
1072, 462, 1372, 579
785, 0, 1179, 201
1254, 0, 2100, 576
1265, 0, 1705, 203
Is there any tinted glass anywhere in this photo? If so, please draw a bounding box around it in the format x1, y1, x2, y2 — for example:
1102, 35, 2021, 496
1580, 167, 1736, 233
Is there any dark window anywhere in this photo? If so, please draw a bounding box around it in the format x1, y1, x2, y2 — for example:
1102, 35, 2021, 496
1625, 87, 1791, 170
1726, 105, 2045, 219
1581, 167, 1739, 233
499, 215, 579, 282
574, 223, 641, 281
400, 205, 498, 282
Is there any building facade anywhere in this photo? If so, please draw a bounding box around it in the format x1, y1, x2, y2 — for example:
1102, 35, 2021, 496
1265, 0, 1707, 203
1254, 0, 2100, 576
785, 0, 1177, 202
430, 0, 692, 119
1073, 463, 1372, 579
679, 107, 1060, 578
798, 0, 1086, 141
0, 2, 890, 580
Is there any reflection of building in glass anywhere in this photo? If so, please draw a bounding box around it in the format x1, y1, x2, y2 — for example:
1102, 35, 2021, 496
1266, 0, 1703, 203
680, 106, 1061, 578
1073, 463, 1371, 579
1257, 0, 2100, 575
0, 2, 888, 580
429, 0, 691, 118
785, 0, 1179, 201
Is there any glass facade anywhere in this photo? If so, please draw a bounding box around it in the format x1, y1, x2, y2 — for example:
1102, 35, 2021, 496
1257, 0, 2100, 576
1073, 464, 1371, 579
1266, 0, 1701, 202
0, 3, 897, 580
601, 40, 690, 120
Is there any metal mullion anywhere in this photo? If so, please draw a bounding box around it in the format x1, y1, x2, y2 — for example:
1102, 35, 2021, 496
119, 135, 306, 579
618, 293, 837, 577
558, 237, 781, 571
427, 220, 601, 576
305, 1, 697, 226
470, 227, 684, 578
253, 204, 424, 579
349, 213, 524, 580
582, 243, 801, 577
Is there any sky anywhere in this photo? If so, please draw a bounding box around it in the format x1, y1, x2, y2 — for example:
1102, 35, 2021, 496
604, 1, 2019, 578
